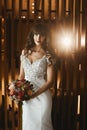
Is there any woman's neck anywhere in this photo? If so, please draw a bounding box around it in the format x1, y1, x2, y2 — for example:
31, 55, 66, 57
33, 46, 42, 52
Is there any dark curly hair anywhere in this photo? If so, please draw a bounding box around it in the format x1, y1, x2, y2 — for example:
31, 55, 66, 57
24, 22, 49, 52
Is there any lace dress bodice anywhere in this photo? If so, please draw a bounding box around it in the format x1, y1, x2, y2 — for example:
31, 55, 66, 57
21, 54, 46, 79
20, 54, 49, 91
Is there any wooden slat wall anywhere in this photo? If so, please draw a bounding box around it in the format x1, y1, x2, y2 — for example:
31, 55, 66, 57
0, 0, 87, 130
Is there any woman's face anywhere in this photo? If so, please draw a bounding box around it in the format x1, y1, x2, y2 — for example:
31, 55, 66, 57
33, 33, 46, 46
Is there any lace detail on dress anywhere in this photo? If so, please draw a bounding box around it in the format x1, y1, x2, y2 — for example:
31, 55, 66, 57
20, 53, 46, 84
46, 52, 56, 66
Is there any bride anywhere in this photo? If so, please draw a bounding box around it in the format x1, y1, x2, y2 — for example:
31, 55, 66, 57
19, 22, 55, 130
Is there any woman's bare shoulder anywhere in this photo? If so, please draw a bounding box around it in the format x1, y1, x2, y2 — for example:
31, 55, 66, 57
21, 49, 25, 55
21, 49, 28, 56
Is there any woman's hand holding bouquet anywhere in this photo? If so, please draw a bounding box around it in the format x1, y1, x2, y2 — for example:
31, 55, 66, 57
7, 79, 34, 103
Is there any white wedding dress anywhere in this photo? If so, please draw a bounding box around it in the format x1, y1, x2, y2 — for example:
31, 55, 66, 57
20, 54, 53, 130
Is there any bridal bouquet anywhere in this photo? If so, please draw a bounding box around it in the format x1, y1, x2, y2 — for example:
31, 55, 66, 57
7, 79, 34, 103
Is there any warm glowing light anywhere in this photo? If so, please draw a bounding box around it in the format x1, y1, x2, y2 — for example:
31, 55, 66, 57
2, 77, 5, 95
32, 2, 35, 6
21, 16, 26, 19
32, 11, 34, 14
2, 28, 4, 34
1, 38, 5, 43
79, 64, 81, 71
9, 73, 12, 82
32, 2, 35, 13
57, 71, 61, 89
61, 34, 72, 50
50, 25, 74, 55
56, 31, 74, 54
81, 34, 85, 48
32, 6, 34, 9
77, 95, 80, 114
53, 17, 56, 19
2, 18, 4, 23
38, 16, 41, 19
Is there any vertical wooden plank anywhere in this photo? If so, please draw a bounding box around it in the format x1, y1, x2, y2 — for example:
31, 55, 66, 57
27, 0, 30, 19
48, 0, 51, 20
67, 57, 74, 91
18, 103, 22, 130
19, 0, 22, 19
82, 0, 87, 51
61, 0, 66, 18
75, 0, 80, 49
56, 0, 59, 19
11, 0, 15, 76
2, 1, 8, 130
4, 56, 9, 130
42, 0, 44, 19
0, 20, 1, 59
69, 0, 73, 27
61, 59, 67, 91
76, 55, 81, 91
73, 55, 78, 90
80, 91, 87, 130
34, 0, 37, 19
0, 0, 2, 15
11, 0, 16, 129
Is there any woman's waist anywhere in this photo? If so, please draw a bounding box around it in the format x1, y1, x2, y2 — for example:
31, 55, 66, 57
25, 76, 46, 91
25, 76, 46, 84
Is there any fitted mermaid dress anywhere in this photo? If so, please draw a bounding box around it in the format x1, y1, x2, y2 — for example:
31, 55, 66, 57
20, 54, 53, 130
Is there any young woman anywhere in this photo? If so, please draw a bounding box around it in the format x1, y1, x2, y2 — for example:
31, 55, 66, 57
19, 22, 55, 130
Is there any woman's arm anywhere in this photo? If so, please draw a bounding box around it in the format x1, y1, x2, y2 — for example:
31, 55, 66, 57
18, 62, 25, 80
31, 64, 55, 99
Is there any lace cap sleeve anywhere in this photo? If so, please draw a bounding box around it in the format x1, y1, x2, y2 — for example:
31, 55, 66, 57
46, 52, 56, 66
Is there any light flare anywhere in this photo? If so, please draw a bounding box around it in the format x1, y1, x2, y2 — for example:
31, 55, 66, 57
50, 26, 75, 55
60, 32, 73, 51
81, 34, 85, 48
